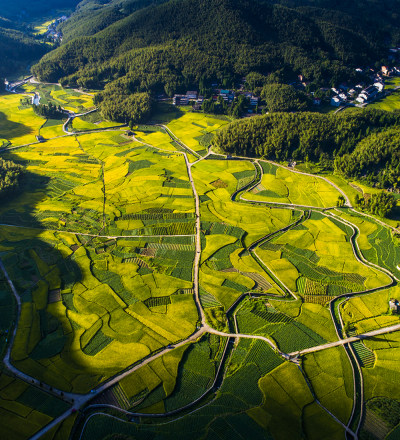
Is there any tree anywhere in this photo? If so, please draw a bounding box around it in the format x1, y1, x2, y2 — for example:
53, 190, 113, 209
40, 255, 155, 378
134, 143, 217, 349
98, 91, 153, 123
336, 195, 346, 207
0, 158, 23, 197
365, 192, 396, 218
261, 84, 311, 113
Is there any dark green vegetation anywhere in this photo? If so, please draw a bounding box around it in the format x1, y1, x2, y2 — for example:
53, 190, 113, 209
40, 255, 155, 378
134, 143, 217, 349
33, 102, 64, 119
32, 0, 400, 95
0, 158, 22, 196
335, 128, 400, 189
0, 1, 80, 77
355, 192, 397, 218
95, 88, 153, 124
261, 83, 311, 112
214, 110, 400, 191
0, 27, 47, 78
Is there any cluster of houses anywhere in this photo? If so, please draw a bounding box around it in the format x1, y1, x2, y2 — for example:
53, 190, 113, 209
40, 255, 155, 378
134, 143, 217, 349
330, 62, 400, 107
172, 89, 260, 112
389, 299, 399, 314
173, 91, 203, 106
45, 16, 67, 43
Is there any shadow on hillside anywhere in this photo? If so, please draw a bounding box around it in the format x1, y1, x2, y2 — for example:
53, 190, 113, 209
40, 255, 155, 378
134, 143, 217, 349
0, 110, 33, 141
0, 149, 87, 391
151, 102, 185, 123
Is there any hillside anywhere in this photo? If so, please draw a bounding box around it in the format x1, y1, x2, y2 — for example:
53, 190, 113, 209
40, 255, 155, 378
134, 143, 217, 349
32, 0, 400, 94
0, 0, 81, 78
213, 110, 400, 189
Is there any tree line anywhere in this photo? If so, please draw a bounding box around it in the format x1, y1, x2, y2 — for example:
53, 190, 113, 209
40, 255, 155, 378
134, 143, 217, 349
33, 102, 65, 119
31, 0, 400, 97
213, 109, 400, 190
0, 158, 23, 196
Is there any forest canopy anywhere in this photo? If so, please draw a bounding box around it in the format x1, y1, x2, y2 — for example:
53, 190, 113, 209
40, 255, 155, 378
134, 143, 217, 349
32, 0, 400, 96
0, 158, 23, 196
213, 110, 400, 189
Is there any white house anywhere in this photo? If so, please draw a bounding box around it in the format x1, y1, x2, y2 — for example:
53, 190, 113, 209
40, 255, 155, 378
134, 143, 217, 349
330, 96, 342, 107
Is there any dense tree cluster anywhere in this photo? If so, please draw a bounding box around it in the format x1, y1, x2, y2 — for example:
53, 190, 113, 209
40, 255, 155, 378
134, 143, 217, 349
0, 158, 23, 196
32, 0, 400, 96
0, 28, 47, 78
334, 128, 400, 189
213, 110, 400, 188
261, 83, 311, 112
95, 84, 153, 124
0, 1, 81, 77
33, 102, 65, 119
355, 192, 397, 218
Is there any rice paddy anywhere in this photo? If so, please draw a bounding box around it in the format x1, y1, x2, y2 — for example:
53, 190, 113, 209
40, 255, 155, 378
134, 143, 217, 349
0, 101, 399, 440
244, 162, 341, 208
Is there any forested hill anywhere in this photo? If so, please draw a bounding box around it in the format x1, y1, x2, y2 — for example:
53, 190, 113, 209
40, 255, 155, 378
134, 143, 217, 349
0, 1, 80, 78
32, 0, 400, 94
213, 110, 400, 189
0, 0, 80, 20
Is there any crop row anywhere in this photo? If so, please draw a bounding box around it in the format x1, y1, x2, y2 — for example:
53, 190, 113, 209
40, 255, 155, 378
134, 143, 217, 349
144, 296, 172, 308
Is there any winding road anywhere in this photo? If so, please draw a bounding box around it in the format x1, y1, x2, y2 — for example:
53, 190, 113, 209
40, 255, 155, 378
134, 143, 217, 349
0, 93, 399, 440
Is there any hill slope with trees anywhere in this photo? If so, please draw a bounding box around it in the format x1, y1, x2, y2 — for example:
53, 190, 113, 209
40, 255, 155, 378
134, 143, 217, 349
0, 0, 81, 77
213, 110, 400, 190
32, 0, 400, 95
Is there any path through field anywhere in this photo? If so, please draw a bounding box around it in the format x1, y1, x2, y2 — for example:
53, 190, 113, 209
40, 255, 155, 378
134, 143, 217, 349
1, 88, 399, 440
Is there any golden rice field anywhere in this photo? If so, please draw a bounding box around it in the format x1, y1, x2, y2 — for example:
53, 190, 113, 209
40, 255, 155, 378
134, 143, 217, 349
0, 104, 399, 440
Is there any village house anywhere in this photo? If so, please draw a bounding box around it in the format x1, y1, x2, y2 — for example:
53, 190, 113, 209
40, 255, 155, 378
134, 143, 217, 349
356, 82, 384, 104
389, 299, 399, 313
173, 94, 189, 105
330, 95, 342, 107
186, 91, 198, 100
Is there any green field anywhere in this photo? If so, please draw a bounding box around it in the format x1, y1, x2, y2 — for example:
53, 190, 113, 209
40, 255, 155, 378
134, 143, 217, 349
0, 102, 399, 440
244, 162, 342, 208
0, 93, 44, 146
256, 212, 390, 298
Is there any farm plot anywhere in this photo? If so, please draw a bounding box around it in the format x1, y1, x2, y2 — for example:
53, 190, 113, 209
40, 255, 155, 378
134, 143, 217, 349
340, 286, 400, 334
50, 88, 95, 113
199, 220, 285, 309
93, 344, 188, 412
337, 210, 400, 279
71, 112, 121, 132
244, 162, 341, 208
0, 372, 70, 440
80, 338, 284, 440
21, 83, 95, 113
363, 331, 400, 402
1, 226, 198, 393
303, 346, 354, 425
167, 112, 230, 154
0, 137, 105, 234
370, 90, 400, 112
193, 159, 296, 246
39, 118, 65, 139
235, 297, 335, 352
133, 126, 179, 152
0, 93, 44, 146
248, 362, 314, 439
360, 397, 400, 440
257, 212, 390, 297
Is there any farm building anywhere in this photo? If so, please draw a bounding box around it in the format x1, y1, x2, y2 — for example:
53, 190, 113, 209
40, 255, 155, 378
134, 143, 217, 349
389, 299, 399, 313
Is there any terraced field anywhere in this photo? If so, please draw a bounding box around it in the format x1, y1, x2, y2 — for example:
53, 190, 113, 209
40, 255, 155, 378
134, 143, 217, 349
1, 87, 400, 440
244, 162, 342, 208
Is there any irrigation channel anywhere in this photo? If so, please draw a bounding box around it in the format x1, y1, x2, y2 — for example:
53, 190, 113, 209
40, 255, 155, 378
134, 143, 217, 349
0, 89, 399, 439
